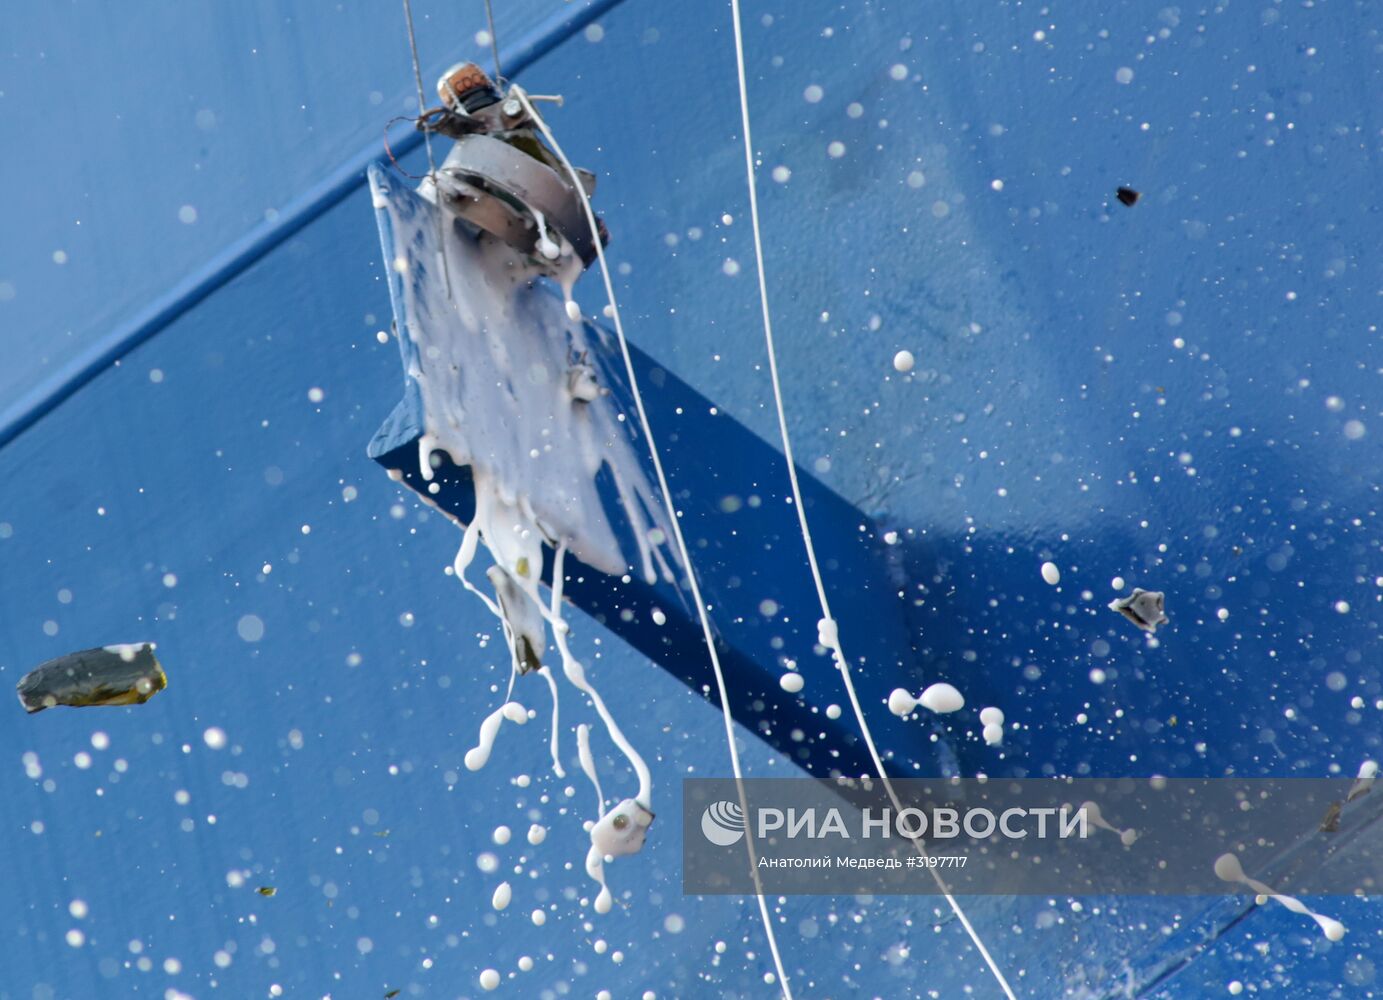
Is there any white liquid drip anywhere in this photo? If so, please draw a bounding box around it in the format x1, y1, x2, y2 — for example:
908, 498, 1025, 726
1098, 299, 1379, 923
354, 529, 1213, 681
531, 209, 562, 261
577, 722, 605, 816
457, 508, 566, 779
1079, 801, 1138, 846
539, 666, 565, 779
465, 702, 529, 772
452, 518, 506, 619
375, 170, 684, 909
491, 881, 512, 911
585, 843, 613, 915
1214, 852, 1346, 941
542, 544, 653, 809
1348, 759, 1377, 801
557, 254, 583, 323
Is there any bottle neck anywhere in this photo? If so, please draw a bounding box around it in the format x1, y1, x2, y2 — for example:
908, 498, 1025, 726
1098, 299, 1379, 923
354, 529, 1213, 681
455, 84, 501, 115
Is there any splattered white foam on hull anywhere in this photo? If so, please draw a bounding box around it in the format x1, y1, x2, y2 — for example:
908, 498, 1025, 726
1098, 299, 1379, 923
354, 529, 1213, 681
371, 167, 676, 906
1215, 852, 1346, 941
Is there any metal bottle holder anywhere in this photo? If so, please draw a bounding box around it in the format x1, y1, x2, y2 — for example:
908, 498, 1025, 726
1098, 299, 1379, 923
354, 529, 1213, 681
420, 62, 608, 276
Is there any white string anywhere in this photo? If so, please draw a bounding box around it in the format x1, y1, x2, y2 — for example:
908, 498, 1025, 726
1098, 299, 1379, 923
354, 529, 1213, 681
726, 3, 1018, 998
512, 85, 795, 1000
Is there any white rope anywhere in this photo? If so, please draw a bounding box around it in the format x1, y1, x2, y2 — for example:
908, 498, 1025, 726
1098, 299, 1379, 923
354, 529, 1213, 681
726, 3, 1018, 998
512, 85, 795, 1000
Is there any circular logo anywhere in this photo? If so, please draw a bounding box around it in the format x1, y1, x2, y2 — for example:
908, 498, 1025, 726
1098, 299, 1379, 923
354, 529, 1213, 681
700, 800, 745, 847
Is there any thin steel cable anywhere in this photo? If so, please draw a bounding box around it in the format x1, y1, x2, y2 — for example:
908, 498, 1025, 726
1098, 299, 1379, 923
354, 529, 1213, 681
512, 84, 795, 1000
725, 2, 1018, 997
400, 0, 453, 298
482, 0, 504, 84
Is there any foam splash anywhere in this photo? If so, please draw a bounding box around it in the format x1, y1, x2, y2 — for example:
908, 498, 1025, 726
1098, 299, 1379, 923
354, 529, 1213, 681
1214, 852, 1346, 941
980, 706, 1005, 747
372, 167, 673, 911
888, 683, 965, 717
464, 701, 529, 772
377, 166, 676, 590
1079, 800, 1138, 847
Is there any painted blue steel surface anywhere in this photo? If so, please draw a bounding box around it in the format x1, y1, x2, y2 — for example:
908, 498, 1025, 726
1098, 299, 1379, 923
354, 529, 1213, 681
2, 0, 1380, 998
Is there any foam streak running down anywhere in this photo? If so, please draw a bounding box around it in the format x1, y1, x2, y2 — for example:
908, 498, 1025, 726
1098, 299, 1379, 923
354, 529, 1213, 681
724, 3, 1018, 997
547, 545, 650, 806
455, 517, 566, 779
512, 86, 795, 998
371, 163, 675, 906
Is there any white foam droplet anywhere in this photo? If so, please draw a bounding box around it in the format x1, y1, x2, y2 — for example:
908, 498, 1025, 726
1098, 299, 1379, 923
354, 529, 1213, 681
1213, 852, 1245, 883
779, 672, 804, 694
1041, 561, 1061, 586
979, 706, 1004, 726
817, 617, 839, 649
479, 968, 500, 990
564, 299, 582, 323
919, 682, 965, 714
887, 688, 917, 717
982, 722, 1004, 746
893, 350, 915, 373
491, 882, 512, 911
1348, 759, 1376, 800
